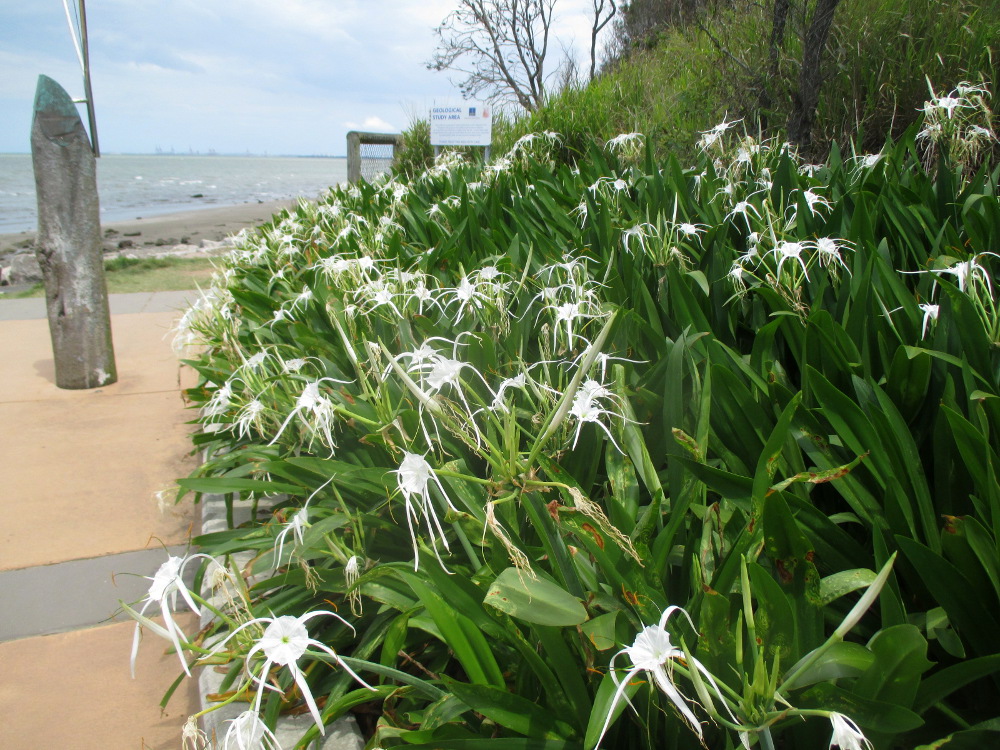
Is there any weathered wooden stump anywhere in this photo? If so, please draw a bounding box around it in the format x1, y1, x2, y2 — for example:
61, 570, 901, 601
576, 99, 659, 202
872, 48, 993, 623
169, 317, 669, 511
31, 74, 116, 389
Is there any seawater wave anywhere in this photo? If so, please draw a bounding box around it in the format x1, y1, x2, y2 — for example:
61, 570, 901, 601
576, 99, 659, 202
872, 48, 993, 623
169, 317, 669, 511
0, 153, 348, 233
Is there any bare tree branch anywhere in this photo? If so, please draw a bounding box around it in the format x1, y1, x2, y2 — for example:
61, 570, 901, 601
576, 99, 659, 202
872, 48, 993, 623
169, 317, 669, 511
589, 0, 617, 81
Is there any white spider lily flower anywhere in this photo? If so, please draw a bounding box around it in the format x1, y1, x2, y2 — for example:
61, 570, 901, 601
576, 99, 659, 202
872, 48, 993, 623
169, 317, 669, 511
568, 386, 628, 453
857, 153, 884, 169
234, 398, 266, 440
729, 261, 750, 297
727, 200, 761, 225
577, 377, 617, 403
814, 237, 853, 277
356, 279, 403, 318
933, 95, 964, 119
919, 303, 940, 338
269, 378, 349, 450
282, 357, 308, 373
708, 116, 741, 135
265, 307, 293, 328
801, 189, 831, 217
675, 221, 707, 239
698, 130, 722, 151
334, 222, 361, 244
538, 254, 592, 283
395, 452, 458, 571
222, 710, 279, 750
278, 239, 300, 258
473, 264, 507, 284
443, 276, 487, 322
391, 342, 442, 374
532, 285, 567, 307
314, 255, 353, 281
734, 147, 754, 167
931, 253, 998, 295
238, 350, 269, 373
587, 176, 628, 199
403, 280, 442, 316
485, 372, 528, 413
213, 611, 374, 736
484, 156, 512, 176
354, 255, 379, 277
425, 356, 466, 391
273, 507, 309, 570
596, 606, 732, 747
591, 351, 647, 381
319, 201, 343, 219
829, 712, 874, 750
621, 223, 658, 255
538, 295, 608, 351
770, 241, 811, 281
697, 117, 740, 151
129, 553, 215, 678
205, 380, 236, 419
288, 286, 313, 311
605, 132, 645, 154
345, 555, 363, 616
417, 356, 491, 446
400, 338, 495, 446
182, 715, 209, 750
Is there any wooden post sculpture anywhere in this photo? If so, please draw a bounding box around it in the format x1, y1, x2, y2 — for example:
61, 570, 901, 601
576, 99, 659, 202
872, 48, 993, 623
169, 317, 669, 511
31, 74, 116, 389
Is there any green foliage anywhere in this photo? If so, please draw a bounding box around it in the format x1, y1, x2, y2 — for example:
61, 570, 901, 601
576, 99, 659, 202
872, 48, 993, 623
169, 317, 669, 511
156, 116, 1000, 749
392, 117, 434, 179
405, 0, 1000, 165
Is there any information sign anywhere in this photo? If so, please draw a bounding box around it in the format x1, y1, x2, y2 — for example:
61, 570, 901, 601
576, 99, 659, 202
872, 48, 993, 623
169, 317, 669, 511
430, 103, 493, 147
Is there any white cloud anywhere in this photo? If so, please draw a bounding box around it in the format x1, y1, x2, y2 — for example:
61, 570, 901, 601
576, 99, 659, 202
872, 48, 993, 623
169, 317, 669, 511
344, 116, 399, 133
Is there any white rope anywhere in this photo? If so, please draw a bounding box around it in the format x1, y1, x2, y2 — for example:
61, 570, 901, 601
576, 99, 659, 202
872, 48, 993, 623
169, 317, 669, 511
61, 0, 86, 71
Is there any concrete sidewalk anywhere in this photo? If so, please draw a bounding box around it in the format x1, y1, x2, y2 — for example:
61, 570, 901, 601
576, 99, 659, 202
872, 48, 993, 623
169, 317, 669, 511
0, 291, 203, 749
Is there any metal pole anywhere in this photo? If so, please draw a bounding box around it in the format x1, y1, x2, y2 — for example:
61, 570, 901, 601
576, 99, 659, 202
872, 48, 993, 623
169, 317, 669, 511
78, 0, 99, 156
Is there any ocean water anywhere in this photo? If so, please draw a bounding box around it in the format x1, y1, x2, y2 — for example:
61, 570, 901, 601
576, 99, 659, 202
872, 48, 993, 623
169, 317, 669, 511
0, 153, 348, 233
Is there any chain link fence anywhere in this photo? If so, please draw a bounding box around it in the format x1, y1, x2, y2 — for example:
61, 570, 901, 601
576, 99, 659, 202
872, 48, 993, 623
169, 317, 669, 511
347, 131, 403, 183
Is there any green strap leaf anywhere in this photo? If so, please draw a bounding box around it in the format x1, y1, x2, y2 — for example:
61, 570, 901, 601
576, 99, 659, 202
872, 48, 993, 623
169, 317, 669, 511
484, 568, 588, 627
444, 677, 577, 741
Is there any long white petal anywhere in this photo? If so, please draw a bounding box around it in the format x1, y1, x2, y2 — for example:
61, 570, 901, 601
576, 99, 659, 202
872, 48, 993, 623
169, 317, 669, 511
595, 665, 645, 748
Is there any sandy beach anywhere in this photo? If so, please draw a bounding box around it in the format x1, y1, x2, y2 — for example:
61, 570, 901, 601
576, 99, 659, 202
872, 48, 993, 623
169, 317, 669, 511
0, 198, 298, 256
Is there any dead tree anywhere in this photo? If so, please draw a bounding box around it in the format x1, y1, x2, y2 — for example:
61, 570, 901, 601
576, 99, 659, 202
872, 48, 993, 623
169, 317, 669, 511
589, 0, 618, 81
429, 0, 557, 111
787, 0, 842, 149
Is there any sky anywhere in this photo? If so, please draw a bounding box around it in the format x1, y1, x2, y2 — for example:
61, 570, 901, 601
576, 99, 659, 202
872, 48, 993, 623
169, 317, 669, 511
0, 0, 603, 156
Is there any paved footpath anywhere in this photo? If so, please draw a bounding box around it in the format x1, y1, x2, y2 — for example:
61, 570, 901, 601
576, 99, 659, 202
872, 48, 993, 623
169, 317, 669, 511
0, 291, 204, 749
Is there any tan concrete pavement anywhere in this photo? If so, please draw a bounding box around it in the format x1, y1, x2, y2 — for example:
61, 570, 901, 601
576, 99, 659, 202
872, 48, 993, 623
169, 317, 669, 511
0, 311, 198, 570
0, 618, 201, 750
0, 293, 203, 748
